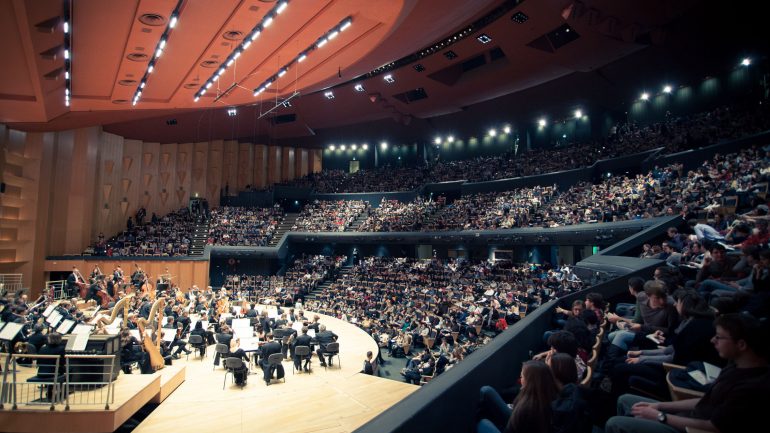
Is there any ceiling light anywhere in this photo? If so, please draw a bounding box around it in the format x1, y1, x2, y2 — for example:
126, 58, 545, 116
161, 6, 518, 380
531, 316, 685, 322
231, 50, 241, 60
328, 30, 339, 40
340, 145, 346, 150
277, 68, 287, 77
65, 71, 69, 79
227, 108, 237, 117
205, 82, 212, 89
264, 81, 272, 88
63, 21, 69, 33
351, 144, 358, 150
434, 137, 442, 145
741, 57, 751, 66
263, 15, 274, 28
488, 129, 497, 137
148, 63, 154, 73
340, 19, 352, 31
64, 49, 70, 59
354, 84, 365, 92
226, 58, 235, 66
381, 141, 388, 149
574, 109, 582, 119
194, 96, 200, 102
276, 1, 288, 14
362, 144, 368, 150
159, 39, 167, 50
663, 85, 672, 94
155, 48, 163, 58
329, 145, 335, 151
384, 74, 395, 83
169, 15, 178, 28
250, 30, 261, 42
477, 34, 492, 44
200, 88, 206, 96
640, 92, 650, 101
212, 74, 220, 82
297, 53, 306, 62
317, 38, 328, 48
502, 126, 511, 134
447, 135, 455, 143
538, 118, 547, 127
324, 91, 334, 99
242, 40, 252, 49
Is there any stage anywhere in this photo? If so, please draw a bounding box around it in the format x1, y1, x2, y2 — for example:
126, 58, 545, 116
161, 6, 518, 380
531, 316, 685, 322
1, 314, 417, 433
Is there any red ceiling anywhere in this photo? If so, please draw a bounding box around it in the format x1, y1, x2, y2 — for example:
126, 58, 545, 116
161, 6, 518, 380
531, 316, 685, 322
0, 0, 706, 144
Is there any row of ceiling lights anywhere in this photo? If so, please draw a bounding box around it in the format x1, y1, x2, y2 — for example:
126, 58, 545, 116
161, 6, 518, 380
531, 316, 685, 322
194, 0, 289, 102
132, 1, 183, 106
63, 0, 71, 107
253, 17, 352, 99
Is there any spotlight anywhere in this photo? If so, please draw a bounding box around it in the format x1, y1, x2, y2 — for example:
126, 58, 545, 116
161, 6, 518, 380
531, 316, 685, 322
317, 38, 328, 48
574, 109, 582, 119
503, 126, 511, 134
354, 84, 365, 92
324, 91, 334, 99
663, 85, 672, 94
340, 145, 346, 150
328, 30, 339, 40
538, 118, 547, 127
339, 19, 352, 31
276, 1, 288, 14
640, 92, 650, 101
227, 108, 237, 117
329, 145, 336, 151
383, 74, 395, 83
169, 15, 178, 28
434, 137, 442, 145
263, 15, 274, 28
297, 53, 306, 63
477, 34, 492, 44
277, 68, 287, 77
488, 129, 497, 137
447, 135, 455, 143
741, 57, 751, 66
380, 141, 388, 149
351, 144, 357, 150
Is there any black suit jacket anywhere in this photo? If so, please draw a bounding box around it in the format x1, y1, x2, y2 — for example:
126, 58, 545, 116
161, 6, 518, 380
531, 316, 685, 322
260, 340, 282, 366
315, 330, 338, 349
293, 334, 313, 350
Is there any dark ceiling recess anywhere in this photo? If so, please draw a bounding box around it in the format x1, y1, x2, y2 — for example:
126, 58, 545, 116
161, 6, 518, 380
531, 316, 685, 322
511, 11, 528, 23
392, 87, 428, 104
126, 52, 148, 61
489, 46, 506, 62
138, 13, 167, 26
269, 113, 297, 125
444, 50, 458, 60
166, 119, 178, 125
413, 63, 425, 72
527, 24, 580, 53
461, 54, 487, 72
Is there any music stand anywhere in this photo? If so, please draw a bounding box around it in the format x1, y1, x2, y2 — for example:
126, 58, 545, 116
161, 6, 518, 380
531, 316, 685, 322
0, 322, 24, 409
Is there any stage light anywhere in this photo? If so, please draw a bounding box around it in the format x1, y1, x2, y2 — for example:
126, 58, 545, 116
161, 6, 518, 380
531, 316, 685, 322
227, 108, 237, 117
351, 144, 357, 150
380, 141, 388, 149
362, 144, 369, 150
277, 68, 287, 77
276, 1, 288, 14
340, 145, 346, 151
663, 85, 672, 94
384, 74, 395, 83
640, 92, 650, 101
297, 53, 306, 62
434, 137, 442, 144
538, 118, 547, 127
324, 91, 334, 99
169, 15, 178, 28
488, 129, 497, 137
354, 84, 365, 92
329, 145, 335, 151
574, 109, 582, 119
317, 38, 328, 48
503, 126, 511, 134
263, 15, 274, 28
741, 57, 751, 66
477, 34, 492, 44
447, 135, 455, 143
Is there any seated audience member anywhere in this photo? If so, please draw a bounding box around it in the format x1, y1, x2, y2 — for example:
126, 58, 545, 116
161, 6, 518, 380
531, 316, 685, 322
692, 243, 739, 290
548, 353, 592, 433
477, 360, 558, 433
362, 350, 375, 375
604, 313, 770, 433
532, 331, 587, 381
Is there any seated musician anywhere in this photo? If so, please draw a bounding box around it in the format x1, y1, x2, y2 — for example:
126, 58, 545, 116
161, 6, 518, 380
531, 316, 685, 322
315, 324, 339, 367
189, 321, 209, 356
119, 329, 142, 373
292, 326, 313, 372
67, 266, 81, 298
259, 333, 284, 385
170, 323, 192, 359
37, 332, 66, 379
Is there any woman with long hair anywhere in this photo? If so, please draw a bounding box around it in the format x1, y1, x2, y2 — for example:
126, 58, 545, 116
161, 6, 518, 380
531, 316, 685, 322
477, 360, 558, 433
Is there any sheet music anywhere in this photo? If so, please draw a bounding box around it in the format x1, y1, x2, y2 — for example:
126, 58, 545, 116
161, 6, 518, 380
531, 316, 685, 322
46, 310, 63, 327
129, 329, 141, 340
219, 313, 232, 322
56, 319, 76, 334
307, 329, 316, 338
43, 304, 57, 317
238, 337, 260, 351
292, 321, 303, 332
71, 332, 90, 351
105, 318, 122, 335
233, 327, 252, 340
201, 320, 210, 330
232, 306, 242, 316
0, 322, 23, 340
73, 324, 94, 335
231, 318, 250, 330
162, 331, 176, 342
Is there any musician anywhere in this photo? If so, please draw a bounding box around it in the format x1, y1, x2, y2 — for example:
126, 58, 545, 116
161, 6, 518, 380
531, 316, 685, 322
90, 264, 103, 282
27, 324, 47, 352
131, 264, 145, 291
170, 323, 192, 359
189, 321, 209, 356
37, 332, 66, 379
293, 326, 313, 372
113, 266, 124, 284
138, 297, 152, 319
66, 266, 81, 298
315, 324, 339, 367
87, 280, 102, 304
119, 329, 143, 374
259, 333, 284, 385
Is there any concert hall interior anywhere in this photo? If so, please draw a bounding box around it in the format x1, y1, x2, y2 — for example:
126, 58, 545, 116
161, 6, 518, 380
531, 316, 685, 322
2, 1, 770, 433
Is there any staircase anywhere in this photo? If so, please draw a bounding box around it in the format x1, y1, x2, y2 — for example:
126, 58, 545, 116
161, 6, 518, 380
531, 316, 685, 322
268, 213, 299, 247
305, 264, 353, 301
346, 209, 370, 232
189, 218, 209, 256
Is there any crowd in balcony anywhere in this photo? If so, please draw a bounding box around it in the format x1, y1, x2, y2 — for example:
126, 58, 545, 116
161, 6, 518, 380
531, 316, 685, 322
358, 196, 446, 232
292, 199, 368, 232
207, 205, 284, 246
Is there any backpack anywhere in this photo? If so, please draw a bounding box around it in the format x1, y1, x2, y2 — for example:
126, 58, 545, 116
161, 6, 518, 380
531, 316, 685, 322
551, 384, 592, 433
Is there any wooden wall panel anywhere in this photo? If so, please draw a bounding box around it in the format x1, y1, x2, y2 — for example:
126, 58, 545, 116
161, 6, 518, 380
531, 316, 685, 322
44, 259, 210, 292
237, 143, 253, 191
253, 144, 267, 189
176, 142, 193, 209
268, 146, 281, 185
281, 147, 295, 181
223, 140, 239, 196
311, 149, 322, 173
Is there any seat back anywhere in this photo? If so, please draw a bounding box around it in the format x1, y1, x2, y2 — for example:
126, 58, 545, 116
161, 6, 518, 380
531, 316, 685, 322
325, 342, 339, 353
294, 346, 310, 357
215, 343, 229, 354
188, 335, 204, 345
224, 357, 243, 371
268, 353, 283, 366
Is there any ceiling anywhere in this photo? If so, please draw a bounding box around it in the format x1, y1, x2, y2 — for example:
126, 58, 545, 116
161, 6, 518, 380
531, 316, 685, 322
1, 0, 760, 146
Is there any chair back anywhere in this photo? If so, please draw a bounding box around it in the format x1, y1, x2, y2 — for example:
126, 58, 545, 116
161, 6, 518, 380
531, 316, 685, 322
188, 335, 204, 345
215, 343, 229, 354
294, 345, 310, 357
224, 357, 243, 370
268, 353, 283, 366
326, 342, 339, 353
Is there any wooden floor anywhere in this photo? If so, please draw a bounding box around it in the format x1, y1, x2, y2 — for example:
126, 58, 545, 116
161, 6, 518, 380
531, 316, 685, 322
134, 314, 417, 433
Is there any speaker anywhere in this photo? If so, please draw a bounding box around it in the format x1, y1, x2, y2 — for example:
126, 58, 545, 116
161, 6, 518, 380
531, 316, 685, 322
0, 182, 5, 193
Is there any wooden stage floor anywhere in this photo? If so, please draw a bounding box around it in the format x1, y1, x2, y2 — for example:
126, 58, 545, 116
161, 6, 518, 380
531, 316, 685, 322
135, 313, 417, 433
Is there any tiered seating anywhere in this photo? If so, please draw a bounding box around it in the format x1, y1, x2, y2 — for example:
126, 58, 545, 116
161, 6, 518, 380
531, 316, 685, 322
207, 206, 284, 246
359, 196, 445, 232
292, 200, 368, 232
87, 207, 195, 256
